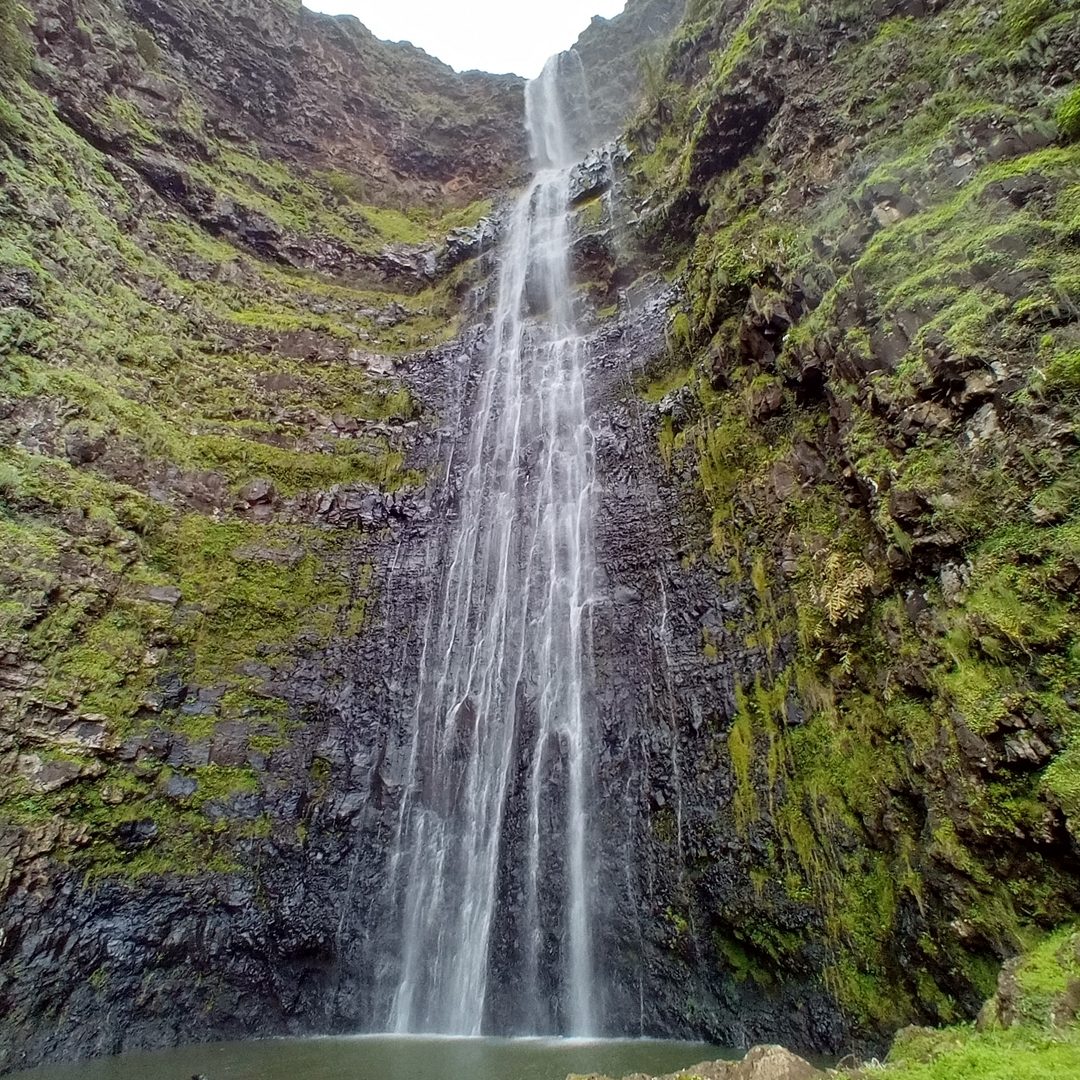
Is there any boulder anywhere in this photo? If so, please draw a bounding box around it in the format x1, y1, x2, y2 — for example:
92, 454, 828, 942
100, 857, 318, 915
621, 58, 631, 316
572, 1047, 823, 1080
728, 1047, 822, 1080
62, 421, 109, 465
750, 382, 785, 422
238, 477, 276, 506
143, 585, 183, 606
113, 818, 159, 852
441, 216, 499, 270
163, 773, 198, 800
570, 149, 614, 205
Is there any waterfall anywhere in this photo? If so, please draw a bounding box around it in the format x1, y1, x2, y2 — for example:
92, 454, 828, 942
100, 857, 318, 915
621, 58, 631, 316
384, 53, 599, 1037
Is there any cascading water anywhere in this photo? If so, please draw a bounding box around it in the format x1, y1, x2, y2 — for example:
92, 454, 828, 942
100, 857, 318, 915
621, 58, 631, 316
382, 53, 599, 1037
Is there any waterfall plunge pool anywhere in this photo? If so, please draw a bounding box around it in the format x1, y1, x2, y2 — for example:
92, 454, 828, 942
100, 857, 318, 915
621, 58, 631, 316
11, 1035, 737, 1080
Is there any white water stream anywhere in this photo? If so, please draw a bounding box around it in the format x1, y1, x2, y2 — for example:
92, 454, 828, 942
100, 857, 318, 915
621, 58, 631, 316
386, 55, 598, 1036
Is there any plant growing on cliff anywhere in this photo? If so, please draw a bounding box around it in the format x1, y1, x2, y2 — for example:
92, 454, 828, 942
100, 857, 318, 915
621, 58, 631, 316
0, 95, 22, 142
814, 552, 875, 627
1004, 0, 1060, 42
0, 0, 29, 80
1056, 86, 1080, 142
132, 28, 161, 68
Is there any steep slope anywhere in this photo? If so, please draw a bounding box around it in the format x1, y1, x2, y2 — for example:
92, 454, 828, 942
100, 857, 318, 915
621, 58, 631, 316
0, 0, 522, 1070
0, 0, 692, 1071
615, 0, 1080, 1047
32, 0, 526, 208
572, 0, 689, 145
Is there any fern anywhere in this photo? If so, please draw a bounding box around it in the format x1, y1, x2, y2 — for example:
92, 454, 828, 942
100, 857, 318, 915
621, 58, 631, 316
816, 552, 875, 626
1057, 86, 1080, 142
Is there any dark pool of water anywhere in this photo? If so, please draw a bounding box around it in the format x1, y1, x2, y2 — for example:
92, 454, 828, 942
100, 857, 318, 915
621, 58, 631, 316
11, 1034, 738, 1080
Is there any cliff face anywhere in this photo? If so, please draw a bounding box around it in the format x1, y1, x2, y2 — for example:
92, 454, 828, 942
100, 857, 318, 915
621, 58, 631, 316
33, 0, 526, 206
615, 0, 1080, 1048
0, 0, 523, 1070
2, 0, 1080, 1073
570, 0, 689, 145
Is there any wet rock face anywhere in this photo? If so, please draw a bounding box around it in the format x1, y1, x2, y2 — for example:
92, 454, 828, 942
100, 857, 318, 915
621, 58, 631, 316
613, 0, 1080, 1048
562, 287, 851, 1054
317, 275, 850, 1054
0, 158, 851, 1073
569, 0, 690, 147
17, 0, 1066, 1067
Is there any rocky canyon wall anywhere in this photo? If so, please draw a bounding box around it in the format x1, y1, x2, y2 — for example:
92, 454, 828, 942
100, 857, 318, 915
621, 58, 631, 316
611, 0, 1080, 1050
0, 0, 708, 1070
0, 0, 524, 1069
2, 0, 1080, 1073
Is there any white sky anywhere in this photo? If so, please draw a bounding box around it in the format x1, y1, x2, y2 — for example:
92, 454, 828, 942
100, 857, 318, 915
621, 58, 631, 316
305, 1, 627, 78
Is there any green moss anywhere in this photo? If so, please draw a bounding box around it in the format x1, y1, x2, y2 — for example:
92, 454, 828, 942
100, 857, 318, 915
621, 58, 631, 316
715, 933, 773, 986
436, 198, 494, 234
157, 516, 355, 689
132, 27, 161, 67
0, 0, 30, 81
859, 1025, 1080, 1079
862, 923, 1080, 1073
1004, 0, 1061, 42
576, 195, 606, 230
97, 94, 161, 147
1013, 926, 1080, 1021
188, 764, 260, 807
664, 906, 691, 941
358, 203, 431, 246
1044, 742, 1080, 826
0, 93, 25, 143
0, 72, 431, 884
641, 361, 693, 403
728, 684, 759, 831
1055, 86, 1080, 141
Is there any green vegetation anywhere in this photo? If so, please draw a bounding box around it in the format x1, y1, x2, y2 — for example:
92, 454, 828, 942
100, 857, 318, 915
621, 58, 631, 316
1004, 0, 1060, 42
4, 0, 1080, 1072
131, 27, 161, 67
0, 0, 30, 80
838, 928, 1080, 1077
844, 1025, 1080, 1079
0, 27, 477, 879
1056, 86, 1080, 141
628, 0, 1080, 1040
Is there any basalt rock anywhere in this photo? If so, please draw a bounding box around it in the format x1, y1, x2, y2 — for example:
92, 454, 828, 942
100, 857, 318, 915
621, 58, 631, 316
28, 0, 527, 207
568, 0, 689, 147
686, 77, 785, 188
440, 217, 500, 272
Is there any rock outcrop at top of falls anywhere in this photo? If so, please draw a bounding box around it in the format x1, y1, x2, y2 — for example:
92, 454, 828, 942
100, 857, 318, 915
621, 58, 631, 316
568, 0, 689, 148
3, 0, 1080, 1075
